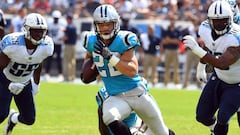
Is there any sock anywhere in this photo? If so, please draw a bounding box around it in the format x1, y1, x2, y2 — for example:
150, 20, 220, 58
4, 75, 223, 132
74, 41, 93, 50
214, 122, 228, 135
108, 120, 131, 135
11, 113, 19, 124
208, 120, 217, 132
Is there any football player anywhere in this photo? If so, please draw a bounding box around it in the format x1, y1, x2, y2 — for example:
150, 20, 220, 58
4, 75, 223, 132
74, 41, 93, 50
183, 1, 240, 135
0, 9, 6, 39
225, 0, 240, 127
82, 4, 175, 135
0, 13, 54, 135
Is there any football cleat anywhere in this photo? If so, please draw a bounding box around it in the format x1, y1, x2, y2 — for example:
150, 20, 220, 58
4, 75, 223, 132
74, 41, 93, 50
4, 109, 17, 135
210, 130, 215, 135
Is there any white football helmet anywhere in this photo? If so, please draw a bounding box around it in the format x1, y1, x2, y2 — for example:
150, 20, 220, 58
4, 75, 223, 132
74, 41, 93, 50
93, 4, 120, 40
208, 0, 233, 35
52, 10, 62, 18
225, 0, 239, 18
22, 13, 48, 45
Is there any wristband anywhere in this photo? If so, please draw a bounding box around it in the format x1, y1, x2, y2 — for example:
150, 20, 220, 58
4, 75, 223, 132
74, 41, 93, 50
109, 55, 120, 66
193, 47, 207, 58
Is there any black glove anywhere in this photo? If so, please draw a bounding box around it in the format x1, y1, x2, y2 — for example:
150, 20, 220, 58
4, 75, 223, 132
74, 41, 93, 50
94, 40, 112, 60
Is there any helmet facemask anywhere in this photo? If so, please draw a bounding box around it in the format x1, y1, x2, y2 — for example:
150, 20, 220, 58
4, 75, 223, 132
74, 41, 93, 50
209, 17, 231, 35
22, 13, 48, 45
207, 1, 233, 36
23, 25, 47, 45
94, 21, 119, 40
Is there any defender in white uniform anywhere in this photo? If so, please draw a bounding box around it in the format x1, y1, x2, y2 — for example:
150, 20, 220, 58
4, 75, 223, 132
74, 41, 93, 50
0, 13, 54, 135
183, 1, 240, 135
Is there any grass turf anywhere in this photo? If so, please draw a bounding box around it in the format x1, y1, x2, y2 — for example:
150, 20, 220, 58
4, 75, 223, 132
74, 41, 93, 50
0, 82, 238, 135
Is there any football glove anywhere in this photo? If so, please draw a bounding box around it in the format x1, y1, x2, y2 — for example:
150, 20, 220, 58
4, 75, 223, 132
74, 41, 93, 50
32, 81, 39, 95
183, 35, 207, 58
94, 40, 112, 60
8, 82, 25, 95
196, 62, 207, 83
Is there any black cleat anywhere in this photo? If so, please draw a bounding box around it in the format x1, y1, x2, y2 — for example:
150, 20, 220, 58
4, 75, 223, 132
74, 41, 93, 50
4, 109, 17, 135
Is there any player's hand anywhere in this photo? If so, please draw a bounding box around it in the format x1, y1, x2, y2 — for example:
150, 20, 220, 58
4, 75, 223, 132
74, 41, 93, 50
183, 35, 207, 58
94, 40, 112, 60
32, 82, 39, 95
196, 62, 207, 83
8, 82, 25, 95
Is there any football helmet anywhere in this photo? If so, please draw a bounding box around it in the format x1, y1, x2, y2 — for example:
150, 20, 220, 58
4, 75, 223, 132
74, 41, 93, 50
52, 10, 61, 18
22, 13, 48, 45
225, 0, 239, 18
208, 0, 233, 35
93, 4, 120, 40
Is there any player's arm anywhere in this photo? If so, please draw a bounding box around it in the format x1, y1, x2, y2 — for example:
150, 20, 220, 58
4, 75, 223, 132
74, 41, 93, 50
201, 46, 240, 69
33, 63, 43, 84
183, 35, 240, 70
0, 51, 10, 69
114, 48, 138, 77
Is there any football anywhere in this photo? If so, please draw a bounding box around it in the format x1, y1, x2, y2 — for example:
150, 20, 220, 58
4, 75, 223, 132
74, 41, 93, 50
80, 58, 99, 84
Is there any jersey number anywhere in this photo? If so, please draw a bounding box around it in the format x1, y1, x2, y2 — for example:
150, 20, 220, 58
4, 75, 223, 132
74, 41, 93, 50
9, 62, 39, 77
93, 53, 121, 77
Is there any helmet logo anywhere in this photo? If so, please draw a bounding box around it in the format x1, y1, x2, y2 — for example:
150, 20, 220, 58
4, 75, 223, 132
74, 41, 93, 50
214, 3, 222, 14
36, 16, 44, 25
100, 6, 108, 18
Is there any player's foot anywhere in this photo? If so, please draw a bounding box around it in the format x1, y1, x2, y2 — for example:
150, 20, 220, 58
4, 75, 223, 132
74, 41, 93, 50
210, 130, 215, 135
4, 109, 17, 135
169, 129, 175, 135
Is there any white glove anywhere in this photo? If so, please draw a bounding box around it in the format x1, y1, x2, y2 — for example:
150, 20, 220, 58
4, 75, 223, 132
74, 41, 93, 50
196, 62, 207, 83
8, 82, 25, 95
32, 82, 39, 95
183, 35, 207, 58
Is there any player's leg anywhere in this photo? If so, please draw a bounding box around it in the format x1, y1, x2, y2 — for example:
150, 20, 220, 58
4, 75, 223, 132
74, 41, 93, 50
97, 107, 111, 135
0, 79, 12, 123
13, 82, 36, 125
130, 84, 173, 135
102, 96, 132, 135
214, 85, 240, 135
196, 75, 220, 133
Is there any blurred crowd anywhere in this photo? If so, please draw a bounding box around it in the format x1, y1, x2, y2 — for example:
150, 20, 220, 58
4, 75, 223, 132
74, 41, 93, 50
1, 0, 235, 89
1, 0, 213, 21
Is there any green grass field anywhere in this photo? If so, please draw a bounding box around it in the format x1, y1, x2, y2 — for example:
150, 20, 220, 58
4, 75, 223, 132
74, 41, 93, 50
0, 82, 238, 135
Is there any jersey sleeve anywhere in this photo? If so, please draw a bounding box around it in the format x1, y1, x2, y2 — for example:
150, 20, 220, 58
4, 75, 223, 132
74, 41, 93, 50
111, 31, 140, 54
125, 32, 140, 50
198, 20, 210, 38
83, 31, 97, 55
0, 35, 14, 55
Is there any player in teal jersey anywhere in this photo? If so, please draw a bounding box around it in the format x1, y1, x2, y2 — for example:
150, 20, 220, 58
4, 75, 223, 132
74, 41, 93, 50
83, 4, 175, 135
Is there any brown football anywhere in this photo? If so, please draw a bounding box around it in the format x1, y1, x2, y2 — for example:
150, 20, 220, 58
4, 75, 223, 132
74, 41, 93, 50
80, 58, 99, 84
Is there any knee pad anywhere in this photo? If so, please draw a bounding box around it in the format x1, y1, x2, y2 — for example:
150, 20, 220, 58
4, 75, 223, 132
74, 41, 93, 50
102, 111, 120, 125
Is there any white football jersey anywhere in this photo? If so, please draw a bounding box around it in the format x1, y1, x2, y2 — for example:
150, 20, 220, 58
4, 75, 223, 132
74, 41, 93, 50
199, 21, 240, 84
0, 32, 54, 83
47, 19, 66, 45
